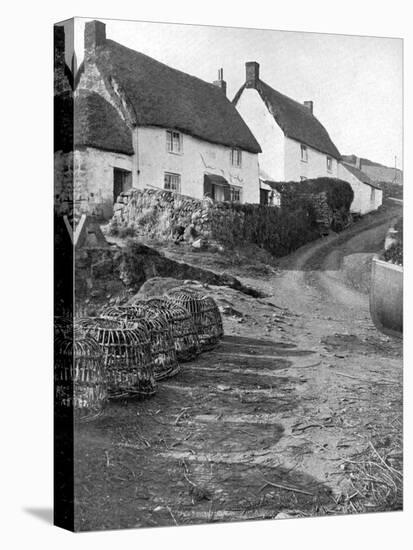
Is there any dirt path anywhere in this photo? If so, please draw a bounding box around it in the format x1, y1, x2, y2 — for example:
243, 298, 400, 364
74, 207, 402, 531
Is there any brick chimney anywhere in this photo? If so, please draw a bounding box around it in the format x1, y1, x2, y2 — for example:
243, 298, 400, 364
304, 101, 314, 114
85, 20, 106, 59
245, 62, 260, 88
213, 68, 227, 95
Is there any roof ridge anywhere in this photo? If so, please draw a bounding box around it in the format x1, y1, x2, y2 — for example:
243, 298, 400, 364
85, 38, 261, 153
103, 39, 225, 94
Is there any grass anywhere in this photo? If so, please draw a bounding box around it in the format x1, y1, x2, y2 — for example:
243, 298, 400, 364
338, 416, 403, 514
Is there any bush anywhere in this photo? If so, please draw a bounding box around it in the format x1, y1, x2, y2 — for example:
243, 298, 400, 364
271, 177, 354, 212
210, 202, 320, 257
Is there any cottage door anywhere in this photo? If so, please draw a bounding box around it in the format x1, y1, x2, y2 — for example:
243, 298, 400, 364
113, 169, 123, 203
113, 168, 132, 203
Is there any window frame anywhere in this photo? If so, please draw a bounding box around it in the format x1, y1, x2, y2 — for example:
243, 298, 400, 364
326, 156, 333, 172
230, 148, 242, 168
300, 144, 308, 163
166, 130, 183, 154
230, 185, 242, 203
164, 172, 181, 193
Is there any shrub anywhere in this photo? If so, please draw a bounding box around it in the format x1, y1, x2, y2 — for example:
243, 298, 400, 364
210, 202, 320, 257
383, 242, 403, 266
271, 177, 354, 212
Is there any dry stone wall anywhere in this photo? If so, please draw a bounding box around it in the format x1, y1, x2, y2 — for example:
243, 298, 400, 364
110, 188, 243, 244
108, 188, 322, 257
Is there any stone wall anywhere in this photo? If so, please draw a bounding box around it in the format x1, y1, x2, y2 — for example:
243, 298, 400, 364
54, 148, 133, 219
109, 188, 221, 242
108, 187, 320, 257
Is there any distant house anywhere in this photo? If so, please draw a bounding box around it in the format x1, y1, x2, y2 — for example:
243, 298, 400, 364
341, 155, 403, 186
338, 162, 383, 215
67, 20, 261, 218
233, 62, 341, 204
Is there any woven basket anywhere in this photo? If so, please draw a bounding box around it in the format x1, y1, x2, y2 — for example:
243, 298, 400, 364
166, 288, 223, 351
79, 317, 156, 398
54, 327, 106, 422
54, 313, 73, 337
101, 303, 180, 380
146, 297, 200, 361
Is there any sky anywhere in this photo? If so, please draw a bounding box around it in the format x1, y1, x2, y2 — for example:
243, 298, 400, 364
62, 17, 402, 168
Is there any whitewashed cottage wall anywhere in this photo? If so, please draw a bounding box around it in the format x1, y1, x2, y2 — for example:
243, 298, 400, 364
136, 127, 260, 203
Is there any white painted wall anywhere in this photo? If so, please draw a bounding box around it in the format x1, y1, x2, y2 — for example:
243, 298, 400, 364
54, 148, 133, 219
235, 88, 285, 181
338, 163, 383, 215
136, 126, 260, 203
235, 88, 341, 183
78, 61, 260, 203
284, 137, 339, 181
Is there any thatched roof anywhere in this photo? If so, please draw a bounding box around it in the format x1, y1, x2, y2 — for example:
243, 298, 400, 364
77, 40, 261, 154
54, 90, 133, 155
233, 80, 340, 159
341, 162, 381, 190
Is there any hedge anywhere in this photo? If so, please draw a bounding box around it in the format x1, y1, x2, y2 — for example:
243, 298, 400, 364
210, 202, 320, 257
270, 178, 354, 212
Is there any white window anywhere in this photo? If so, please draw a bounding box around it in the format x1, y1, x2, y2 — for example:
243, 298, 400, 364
166, 130, 182, 153
231, 148, 242, 167
300, 144, 308, 162
164, 172, 181, 193
230, 185, 242, 202
327, 156, 332, 172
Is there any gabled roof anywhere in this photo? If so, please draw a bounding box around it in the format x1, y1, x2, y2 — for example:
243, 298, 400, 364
341, 162, 382, 190
77, 40, 261, 154
233, 80, 340, 159
54, 90, 134, 155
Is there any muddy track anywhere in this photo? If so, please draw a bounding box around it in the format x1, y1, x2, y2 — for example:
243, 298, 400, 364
74, 206, 402, 531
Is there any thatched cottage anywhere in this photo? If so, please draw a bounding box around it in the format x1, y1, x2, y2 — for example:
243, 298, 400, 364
67, 20, 261, 218
338, 161, 383, 215
233, 62, 382, 213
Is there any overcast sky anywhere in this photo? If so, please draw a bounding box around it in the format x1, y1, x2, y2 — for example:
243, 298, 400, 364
62, 17, 402, 168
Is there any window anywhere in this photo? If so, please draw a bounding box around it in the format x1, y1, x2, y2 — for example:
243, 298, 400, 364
230, 185, 242, 202
327, 156, 333, 172
166, 130, 182, 153
231, 148, 242, 167
300, 144, 308, 162
164, 172, 181, 193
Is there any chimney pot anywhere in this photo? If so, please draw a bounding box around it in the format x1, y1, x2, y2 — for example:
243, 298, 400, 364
304, 100, 314, 114
245, 62, 260, 87
213, 67, 227, 96
85, 20, 106, 57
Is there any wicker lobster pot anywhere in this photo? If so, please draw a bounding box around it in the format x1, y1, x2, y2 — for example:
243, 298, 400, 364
166, 288, 223, 351
54, 314, 73, 338
79, 317, 156, 398
146, 297, 201, 362
101, 303, 180, 380
54, 327, 106, 422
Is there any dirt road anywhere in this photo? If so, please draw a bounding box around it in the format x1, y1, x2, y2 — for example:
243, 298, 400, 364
74, 206, 402, 531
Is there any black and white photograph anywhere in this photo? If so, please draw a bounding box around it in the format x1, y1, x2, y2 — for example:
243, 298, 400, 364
52, 15, 404, 533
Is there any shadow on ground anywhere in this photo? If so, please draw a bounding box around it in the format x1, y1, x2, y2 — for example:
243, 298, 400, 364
24, 508, 53, 524
73, 335, 330, 531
